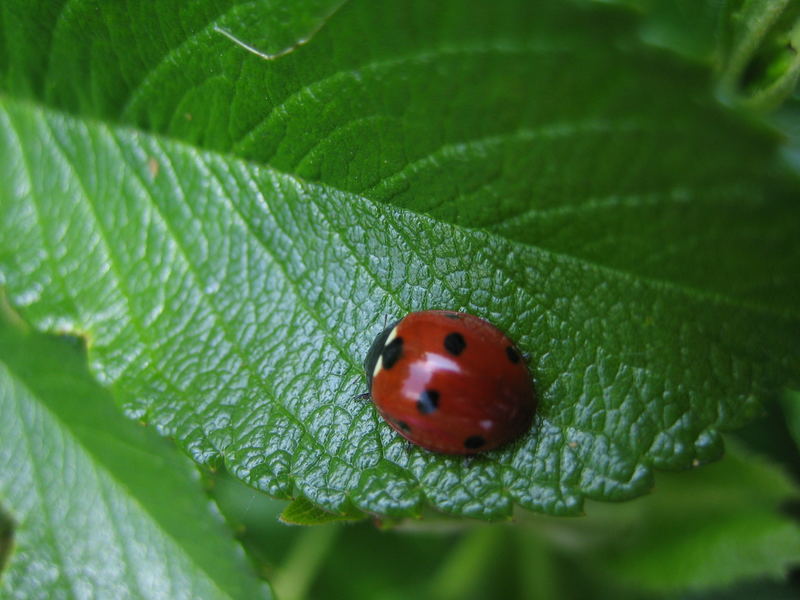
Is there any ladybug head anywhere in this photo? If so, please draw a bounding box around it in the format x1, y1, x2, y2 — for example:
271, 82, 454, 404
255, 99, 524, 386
363, 318, 401, 389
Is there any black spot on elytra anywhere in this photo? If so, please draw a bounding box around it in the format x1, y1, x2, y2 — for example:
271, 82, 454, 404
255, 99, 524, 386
382, 337, 403, 369
444, 332, 466, 356
506, 346, 520, 363
464, 435, 486, 450
417, 389, 440, 414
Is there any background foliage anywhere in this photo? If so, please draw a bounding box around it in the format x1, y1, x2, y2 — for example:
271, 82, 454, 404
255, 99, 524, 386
0, 0, 799, 597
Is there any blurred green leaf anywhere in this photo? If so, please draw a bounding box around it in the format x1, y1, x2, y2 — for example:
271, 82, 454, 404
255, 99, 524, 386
603, 0, 800, 111
1, 0, 799, 522
730, 399, 800, 479
679, 579, 800, 600
280, 497, 365, 525
596, 0, 736, 62
0, 304, 270, 599
775, 90, 800, 170
780, 390, 800, 451
211, 473, 461, 600
0, 507, 11, 575
718, 0, 800, 111
526, 440, 800, 593
210, 441, 800, 599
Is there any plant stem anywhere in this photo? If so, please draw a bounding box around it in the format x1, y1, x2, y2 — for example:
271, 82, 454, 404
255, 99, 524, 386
271, 524, 340, 600
715, 0, 800, 112
427, 526, 502, 600
516, 529, 560, 600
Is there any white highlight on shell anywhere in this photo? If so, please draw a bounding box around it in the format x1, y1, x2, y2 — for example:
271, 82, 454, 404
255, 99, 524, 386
372, 326, 399, 379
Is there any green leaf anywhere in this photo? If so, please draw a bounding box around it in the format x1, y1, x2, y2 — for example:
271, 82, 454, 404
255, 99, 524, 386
279, 497, 365, 526
605, 0, 800, 111
780, 389, 800, 450
0, 507, 11, 575
775, 90, 800, 171
594, 441, 800, 592
1, 0, 799, 521
0, 303, 270, 599
209, 439, 800, 598
504, 440, 800, 593
718, 0, 800, 111
596, 0, 735, 63
684, 580, 800, 600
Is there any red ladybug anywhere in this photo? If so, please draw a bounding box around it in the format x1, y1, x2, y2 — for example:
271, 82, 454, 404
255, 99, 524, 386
364, 310, 536, 454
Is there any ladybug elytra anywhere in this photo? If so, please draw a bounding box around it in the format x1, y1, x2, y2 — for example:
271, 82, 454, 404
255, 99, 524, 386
364, 310, 536, 454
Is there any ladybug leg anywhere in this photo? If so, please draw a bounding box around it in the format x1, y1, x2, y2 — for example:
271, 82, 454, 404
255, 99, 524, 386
381, 312, 400, 329
522, 352, 532, 363
403, 439, 415, 454
353, 392, 371, 401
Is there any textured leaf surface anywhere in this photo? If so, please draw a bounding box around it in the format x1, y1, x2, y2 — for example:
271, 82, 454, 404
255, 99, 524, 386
0, 308, 270, 599
1, 0, 799, 520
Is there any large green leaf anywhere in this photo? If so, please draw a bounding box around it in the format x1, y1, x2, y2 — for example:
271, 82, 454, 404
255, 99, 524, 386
1, 0, 799, 520
0, 304, 270, 598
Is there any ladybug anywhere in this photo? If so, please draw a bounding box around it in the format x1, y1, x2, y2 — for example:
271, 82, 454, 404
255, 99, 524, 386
364, 310, 536, 454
